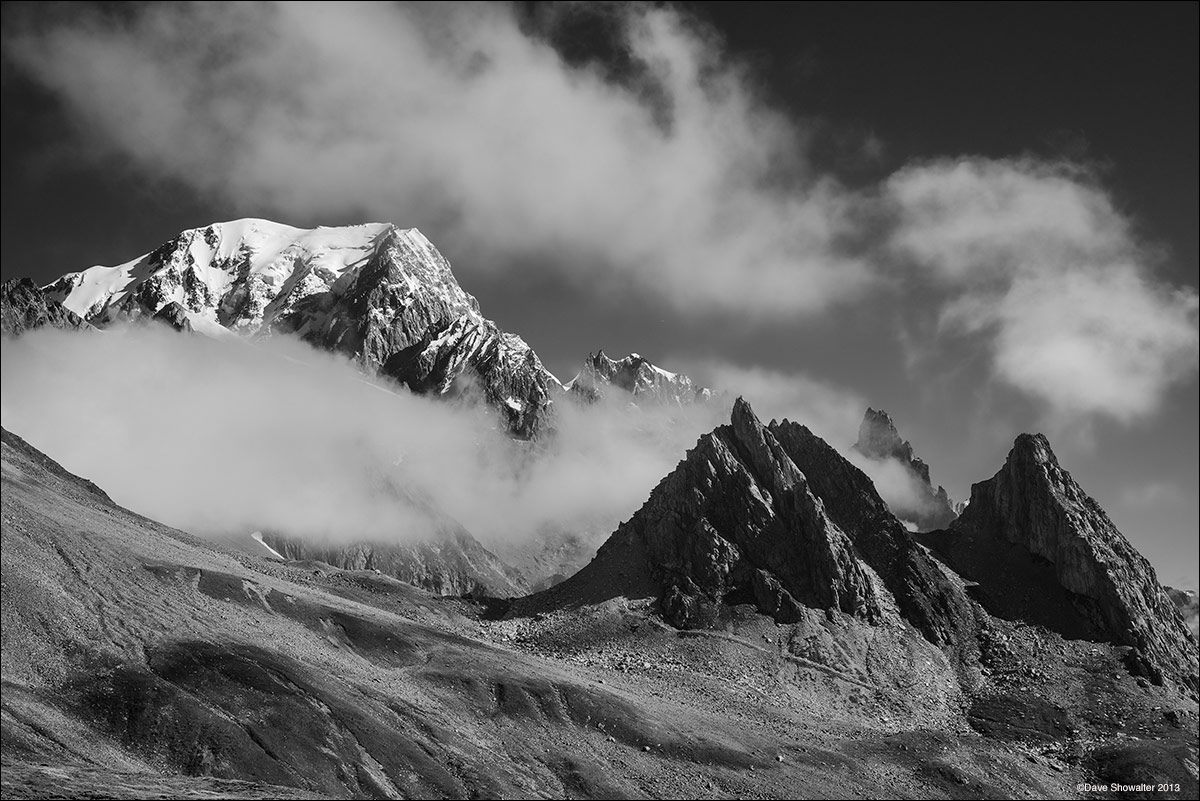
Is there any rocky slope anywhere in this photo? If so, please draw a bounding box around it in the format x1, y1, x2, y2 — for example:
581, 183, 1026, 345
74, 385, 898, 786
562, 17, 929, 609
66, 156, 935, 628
263, 528, 527, 599
0, 278, 91, 336
851, 407, 957, 531
519, 399, 979, 657
566, 351, 711, 406
919, 434, 1198, 692
38, 219, 561, 437
6, 424, 1106, 800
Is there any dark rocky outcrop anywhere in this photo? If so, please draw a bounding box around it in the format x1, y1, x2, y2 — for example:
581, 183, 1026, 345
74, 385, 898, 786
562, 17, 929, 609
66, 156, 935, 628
523, 399, 978, 654
151, 301, 194, 333
851, 407, 956, 531
0, 278, 91, 336
771, 418, 977, 650
919, 434, 1198, 691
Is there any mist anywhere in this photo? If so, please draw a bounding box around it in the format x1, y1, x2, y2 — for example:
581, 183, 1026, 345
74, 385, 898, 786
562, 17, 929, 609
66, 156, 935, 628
0, 325, 728, 551
847, 451, 952, 530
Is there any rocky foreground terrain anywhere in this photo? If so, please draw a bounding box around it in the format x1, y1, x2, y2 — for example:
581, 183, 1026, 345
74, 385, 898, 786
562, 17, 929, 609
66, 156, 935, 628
2, 403, 1197, 800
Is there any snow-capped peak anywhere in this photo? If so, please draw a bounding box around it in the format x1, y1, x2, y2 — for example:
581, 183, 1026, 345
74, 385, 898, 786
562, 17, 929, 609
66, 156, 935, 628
567, 351, 708, 406
34, 218, 562, 438
42, 219, 477, 337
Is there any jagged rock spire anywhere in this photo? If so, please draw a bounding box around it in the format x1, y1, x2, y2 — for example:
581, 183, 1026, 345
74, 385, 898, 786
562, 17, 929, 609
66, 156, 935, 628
852, 406, 957, 531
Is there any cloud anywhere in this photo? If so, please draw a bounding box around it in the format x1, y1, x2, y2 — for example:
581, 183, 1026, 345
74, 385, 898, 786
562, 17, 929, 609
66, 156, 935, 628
5, 5, 1196, 428
845, 451, 947, 529
3, 1, 872, 318
885, 157, 1199, 424
0, 325, 722, 549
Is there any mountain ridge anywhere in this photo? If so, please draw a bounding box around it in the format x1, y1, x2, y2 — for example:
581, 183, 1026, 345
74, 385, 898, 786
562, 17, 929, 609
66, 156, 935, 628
35, 218, 562, 439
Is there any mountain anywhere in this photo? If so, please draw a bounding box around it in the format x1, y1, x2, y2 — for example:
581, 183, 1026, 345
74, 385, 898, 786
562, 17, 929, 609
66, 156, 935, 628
518, 399, 978, 654
851, 407, 957, 531
1, 277, 91, 336
39, 219, 561, 437
917, 434, 1198, 691
4, 424, 1100, 800
0, 424, 762, 797
565, 351, 711, 406
505, 403, 1197, 794
5, 410, 1198, 797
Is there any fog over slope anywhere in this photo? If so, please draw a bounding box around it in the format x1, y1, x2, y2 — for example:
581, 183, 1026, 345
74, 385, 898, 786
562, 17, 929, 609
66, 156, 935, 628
2, 326, 855, 551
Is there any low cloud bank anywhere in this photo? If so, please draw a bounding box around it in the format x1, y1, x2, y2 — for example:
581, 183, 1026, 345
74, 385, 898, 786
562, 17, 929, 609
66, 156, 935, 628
0, 325, 727, 547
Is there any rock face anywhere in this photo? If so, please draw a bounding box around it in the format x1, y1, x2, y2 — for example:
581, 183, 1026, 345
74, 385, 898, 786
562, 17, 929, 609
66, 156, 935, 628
769, 417, 978, 650
527, 399, 977, 653
851, 407, 957, 531
566, 351, 711, 406
0, 278, 91, 336
384, 316, 560, 439
151, 301, 194, 333
921, 434, 1198, 691
39, 219, 560, 437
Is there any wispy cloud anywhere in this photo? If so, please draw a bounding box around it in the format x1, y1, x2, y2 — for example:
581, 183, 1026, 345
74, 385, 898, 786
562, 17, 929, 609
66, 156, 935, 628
885, 157, 1199, 425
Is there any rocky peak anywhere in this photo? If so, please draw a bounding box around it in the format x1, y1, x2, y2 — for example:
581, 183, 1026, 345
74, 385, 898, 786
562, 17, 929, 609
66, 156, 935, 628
922, 433, 1198, 691
31, 219, 560, 438
854, 407, 917, 468
1, 278, 91, 337
524, 399, 978, 654
851, 406, 956, 531
567, 350, 708, 406
767, 418, 977, 649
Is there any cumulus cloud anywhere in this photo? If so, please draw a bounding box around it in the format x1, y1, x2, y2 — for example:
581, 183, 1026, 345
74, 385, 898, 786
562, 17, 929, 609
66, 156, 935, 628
4, 4, 1196, 428
0, 325, 722, 548
3, 1, 871, 317
885, 157, 1199, 424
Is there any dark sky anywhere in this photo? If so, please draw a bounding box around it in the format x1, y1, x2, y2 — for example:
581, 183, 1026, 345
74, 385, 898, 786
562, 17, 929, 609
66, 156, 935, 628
1, 1, 1197, 585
